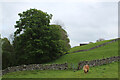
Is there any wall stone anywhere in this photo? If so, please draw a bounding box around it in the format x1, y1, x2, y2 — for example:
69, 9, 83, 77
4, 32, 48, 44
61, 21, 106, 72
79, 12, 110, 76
2, 56, 120, 75
78, 56, 120, 70
2, 63, 68, 75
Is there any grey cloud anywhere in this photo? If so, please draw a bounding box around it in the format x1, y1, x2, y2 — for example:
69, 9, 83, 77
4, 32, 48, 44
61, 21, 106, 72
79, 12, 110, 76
0, 2, 118, 47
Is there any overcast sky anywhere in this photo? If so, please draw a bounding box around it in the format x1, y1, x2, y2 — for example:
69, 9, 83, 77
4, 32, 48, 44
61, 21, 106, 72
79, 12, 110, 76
0, 0, 119, 47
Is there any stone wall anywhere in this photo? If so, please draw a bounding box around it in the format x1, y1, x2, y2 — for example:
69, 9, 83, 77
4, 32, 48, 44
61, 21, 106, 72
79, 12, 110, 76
72, 38, 119, 53
78, 56, 120, 70
2, 56, 120, 75
2, 63, 68, 75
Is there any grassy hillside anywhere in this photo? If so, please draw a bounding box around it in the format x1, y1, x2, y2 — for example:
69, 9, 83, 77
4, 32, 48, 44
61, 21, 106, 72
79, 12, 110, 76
2, 39, 119, 78
2, 62, 118, 78
49, 39, 118, 67
69, 39, 112, 53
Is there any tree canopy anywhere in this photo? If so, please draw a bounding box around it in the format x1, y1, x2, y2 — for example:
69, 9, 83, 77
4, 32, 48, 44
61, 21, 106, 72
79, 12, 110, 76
2, 38, 15, 69
12, 8, 71, 65
14, 8, 52, 36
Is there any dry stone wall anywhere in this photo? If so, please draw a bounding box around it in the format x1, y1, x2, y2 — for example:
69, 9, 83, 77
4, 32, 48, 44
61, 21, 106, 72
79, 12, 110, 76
2, 56, 120, 75
2, 63, 68, 75
78, 56, 120, 70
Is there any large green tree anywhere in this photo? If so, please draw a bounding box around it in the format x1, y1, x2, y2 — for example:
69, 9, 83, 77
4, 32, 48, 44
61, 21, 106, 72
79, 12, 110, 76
13, 9, 70, 65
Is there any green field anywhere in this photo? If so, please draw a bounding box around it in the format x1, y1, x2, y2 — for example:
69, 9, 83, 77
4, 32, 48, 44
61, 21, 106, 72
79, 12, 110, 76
2, 39, 119, 78
49, 39, 118, 67
2, 62, 118, 78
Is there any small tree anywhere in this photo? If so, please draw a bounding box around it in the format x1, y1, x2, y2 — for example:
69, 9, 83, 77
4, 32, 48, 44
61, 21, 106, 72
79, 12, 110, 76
2, 38, 15, 69
0, 34, 1, 53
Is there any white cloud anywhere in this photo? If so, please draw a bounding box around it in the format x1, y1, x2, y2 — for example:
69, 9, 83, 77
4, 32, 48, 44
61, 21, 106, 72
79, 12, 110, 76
0, 0, 119, 3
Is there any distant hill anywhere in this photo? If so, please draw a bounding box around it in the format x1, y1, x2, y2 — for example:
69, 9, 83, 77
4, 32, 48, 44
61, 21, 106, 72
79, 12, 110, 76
69, 39, 115, 53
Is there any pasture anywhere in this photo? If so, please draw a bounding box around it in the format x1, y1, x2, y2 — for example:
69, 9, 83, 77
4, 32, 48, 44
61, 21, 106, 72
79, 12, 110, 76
2, 39, 119, 78
2, 62, 118, 78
